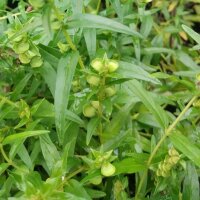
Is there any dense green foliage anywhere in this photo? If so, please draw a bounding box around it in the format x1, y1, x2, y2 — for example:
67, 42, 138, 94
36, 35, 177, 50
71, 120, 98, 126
0, 0, 200, 199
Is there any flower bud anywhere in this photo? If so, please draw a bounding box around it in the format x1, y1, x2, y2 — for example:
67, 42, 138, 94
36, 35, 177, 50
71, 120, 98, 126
30, 56, 43, 68
91, 101, 100, 110
101, 162, 116, 177
105, 87, 116, 97
91, 58, 104, 72
90, 175, 102, 185
86, 75, 100, 86
107, 60, 119, 73
83, 105, 96, 118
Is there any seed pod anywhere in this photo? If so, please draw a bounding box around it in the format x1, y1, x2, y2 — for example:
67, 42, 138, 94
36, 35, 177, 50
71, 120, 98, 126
14, 41, 30, 54
107, 60, 119, 73
52, 21, 62, 30
105, 87, 116, 97
168, 156, 180, 165
161, 170, 170, 177
168, 148, 179, 157
19, 53, 31, 64
86, 75, 100, 86
163, 163, 172, 171
30, 56, 43, 68
91, 58, 104, 72
156, 169, 162, 176
90, 176, 102, 185
13, 35, 24, 42
91, 101, 100, 110
57, 42, 69, 53
101, 162, 116, 177
25, 50, 37, 59
83, 105, 96, 118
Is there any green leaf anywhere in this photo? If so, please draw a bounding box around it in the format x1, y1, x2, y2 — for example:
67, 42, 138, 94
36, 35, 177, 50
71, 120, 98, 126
67, 14, 142, 38
65, 179, 92, 200
114, 154, 148, 175
17, 144, 33, 170
182, 25, 200, 44
0, 163, 9, 176
118, 61, 160, 84
102, 104, 132, 142
11, 73, 32, 100
39, 134, 60, 171
182, 162, 199, 200
38, 44, 61, 67
40, 61, 56, 97
54, 52, 79, 144
126, 80, 169, 129
83, 28, 96, 59
86, 117, 100, 145
3, 130, 49, 145
42, 5, 52, 40
169, 131, 200, 167
143, 47, 175, 54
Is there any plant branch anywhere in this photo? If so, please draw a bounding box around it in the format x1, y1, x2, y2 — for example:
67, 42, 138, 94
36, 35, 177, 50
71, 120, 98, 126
52, 5, 85, 69
135, 95, 198, 199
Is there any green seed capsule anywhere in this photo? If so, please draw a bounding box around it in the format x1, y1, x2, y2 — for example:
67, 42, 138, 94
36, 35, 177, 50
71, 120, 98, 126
83, 105, 96, 118
107, 60, 119, 73
30, 56, 43, 68
19, 53, 31, 64
14, 41, 30, 54
91, 101, 100, 110
101, 162, 116, 177
168, 148, 179, 157
52, 21, 62, 30
168, 156, 180, 165
105, 87, 116, 97
91, 58, 104, 72
86, 75, 100, 86
57, 42, 69, 53
90, 176, 102, 185
13, 35, 24, 42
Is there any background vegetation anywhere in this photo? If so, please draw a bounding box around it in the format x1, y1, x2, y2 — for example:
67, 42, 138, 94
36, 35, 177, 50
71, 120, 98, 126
0, 0, 200, 199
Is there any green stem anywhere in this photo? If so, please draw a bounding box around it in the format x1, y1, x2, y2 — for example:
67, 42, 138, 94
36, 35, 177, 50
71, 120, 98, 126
0, 96, 19, 108
96, 0, 101, 13
0, 144, 19, 169
135, 95, 197, 199
65, 166, 85, 181
52, 5, 85, 69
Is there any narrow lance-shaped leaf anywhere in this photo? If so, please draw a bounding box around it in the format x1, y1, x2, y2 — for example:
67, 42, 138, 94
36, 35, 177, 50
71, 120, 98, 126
170, 131, 200, 167
182, 25, 200, 45
67, 14, 142, 38
86, 117, 100, 145
126, 80, 169, 129
54, 52, 79, 144
182, 162, 199, 200
3, 130, 49, 145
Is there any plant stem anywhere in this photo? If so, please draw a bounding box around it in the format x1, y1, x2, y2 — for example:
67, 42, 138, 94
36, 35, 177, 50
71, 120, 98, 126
135, 95, 198, 199
0, 96, 19, 108
96, 0, 101, 13
52, 5, 85, 69
65, 166, 85, 181
0, 144, 19, 169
